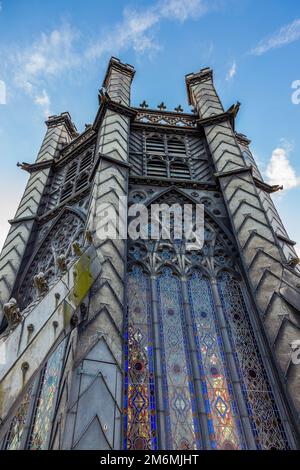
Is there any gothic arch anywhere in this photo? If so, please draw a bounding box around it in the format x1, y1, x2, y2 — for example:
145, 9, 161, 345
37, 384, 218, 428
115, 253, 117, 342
18, 207, 86, 308
125, 187, 291, 450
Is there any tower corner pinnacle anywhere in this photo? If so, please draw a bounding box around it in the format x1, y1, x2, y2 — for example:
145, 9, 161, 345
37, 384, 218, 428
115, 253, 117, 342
102, 56, 136, 90
45, 112, 78, 139
185, 67, 214, 105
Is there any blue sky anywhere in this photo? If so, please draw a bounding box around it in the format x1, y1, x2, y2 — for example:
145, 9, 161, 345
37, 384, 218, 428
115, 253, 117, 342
0, 0, 300, 254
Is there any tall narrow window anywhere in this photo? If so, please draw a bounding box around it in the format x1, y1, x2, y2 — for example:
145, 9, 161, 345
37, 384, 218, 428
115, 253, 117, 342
218, 271, 289, 450
188, 271, 243, 450
157, 268, 200, 450
28, 340, 65, 450
124, 266, 157, 450
4, 382, 35, 450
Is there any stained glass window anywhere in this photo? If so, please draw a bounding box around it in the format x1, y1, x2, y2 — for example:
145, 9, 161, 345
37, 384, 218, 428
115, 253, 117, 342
188, 271, 244, 450
217, 271, 289, 450
124, 193, 290, 450
28, 339, 65, 450
5, 383, 35, 450
157, 268, 201, 450
124, 266, 157, 450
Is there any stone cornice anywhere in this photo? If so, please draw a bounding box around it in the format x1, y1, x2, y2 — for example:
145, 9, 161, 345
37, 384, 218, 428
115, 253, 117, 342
89, 153, 131, 182
8, 215, 36, 225
253, 177, 284, 194
56, 128, 97, 165
93, 96, 137, 131
235, 132, 252, 146
276, 233, 297, 246
17, 160, 53, 174
129, 175, 218, 190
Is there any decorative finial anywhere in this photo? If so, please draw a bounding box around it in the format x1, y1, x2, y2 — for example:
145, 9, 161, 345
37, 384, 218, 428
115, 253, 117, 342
140, 100, 149, 108
157, 102, 166, 111
174, 105, 183, 113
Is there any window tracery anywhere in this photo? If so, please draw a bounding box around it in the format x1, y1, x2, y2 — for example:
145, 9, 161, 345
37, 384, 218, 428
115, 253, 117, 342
124, 192, 290, 450
18, 211, 85, 309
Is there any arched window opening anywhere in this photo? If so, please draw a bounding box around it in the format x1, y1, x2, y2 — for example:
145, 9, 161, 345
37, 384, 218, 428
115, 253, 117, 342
124, 194, 290, 450
167, 138, 186, 157
169, 161, 190, 180
157, 268, 200, 450
124, 265, 157, 450
146, 136, 164, 155
147, 157, 167, 178
2, 338, 67, 450
187, 270, 243, 450
217, 271, 289, 450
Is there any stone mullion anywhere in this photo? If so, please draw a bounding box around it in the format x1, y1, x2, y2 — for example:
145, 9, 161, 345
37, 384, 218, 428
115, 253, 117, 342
210, 278, 257, 450
181, 277, 211, 450
150, 276, 167, 450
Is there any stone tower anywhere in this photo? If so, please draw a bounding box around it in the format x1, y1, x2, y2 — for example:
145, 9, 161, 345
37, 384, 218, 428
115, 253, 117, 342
0, 57, 299, 450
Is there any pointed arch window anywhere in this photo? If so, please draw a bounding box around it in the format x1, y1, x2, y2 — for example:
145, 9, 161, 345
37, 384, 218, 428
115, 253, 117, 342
217, 271, 289, 450
1, 338, 67, 450
157, 268, 201, 450
187, 271, 243, 450
124, 191, 290, 450
18, 210, 85, 309
124, 265, 157, 450
27, 339, 66, 450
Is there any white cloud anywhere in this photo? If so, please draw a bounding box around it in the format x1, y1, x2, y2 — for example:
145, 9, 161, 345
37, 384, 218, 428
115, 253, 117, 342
265, 144, 300, 191
226, 61, 236, 81
7, 23, 80, 115
5, 1, 214, 112
160, 0, 208, 21
86, 0, 211, 59
251, 19, 300, 56
13, 23, 80, 87
34, 89, 51, 117
0, 80, 6, 104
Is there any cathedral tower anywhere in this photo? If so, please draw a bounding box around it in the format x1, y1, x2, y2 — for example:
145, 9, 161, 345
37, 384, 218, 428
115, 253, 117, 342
0, 57, 299, 450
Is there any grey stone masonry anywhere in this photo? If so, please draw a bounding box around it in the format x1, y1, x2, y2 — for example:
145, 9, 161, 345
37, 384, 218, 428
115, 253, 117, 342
0, 113, 78, 326
186, 68, 300, 435
62, 58, 135, 450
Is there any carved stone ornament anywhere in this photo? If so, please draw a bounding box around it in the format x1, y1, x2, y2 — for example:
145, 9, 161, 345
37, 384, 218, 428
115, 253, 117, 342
3, 298, 22, 330
33, 272, 49, 296
57, 254, 68, 273
72, 241, 82, 256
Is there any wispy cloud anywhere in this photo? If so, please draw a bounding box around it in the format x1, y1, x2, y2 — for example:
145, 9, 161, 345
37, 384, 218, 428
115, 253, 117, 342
86, 0, 212, 59
6, 23, 81, 116
34, 90, 51, 117
251, 19, 300, 55
4, 0, 215, 115
265, 141, 300, 192
226, 61, 236, 81
0, 80, 6, 104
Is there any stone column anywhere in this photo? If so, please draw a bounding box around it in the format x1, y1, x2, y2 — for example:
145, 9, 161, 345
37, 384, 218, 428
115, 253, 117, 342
0, 113, 77, 327
186, 68, 300, 443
